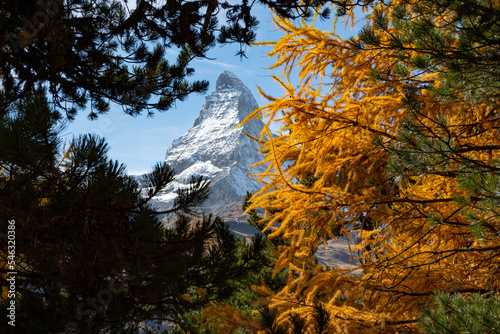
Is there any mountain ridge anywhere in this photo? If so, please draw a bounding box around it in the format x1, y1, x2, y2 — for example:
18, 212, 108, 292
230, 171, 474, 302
150, 71, 265, 227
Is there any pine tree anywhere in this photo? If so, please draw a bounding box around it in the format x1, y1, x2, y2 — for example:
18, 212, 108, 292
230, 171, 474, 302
0, 0, 332, 119
418, 292, 500, 334
166, 193, 289, 334
0, 89, 265, 333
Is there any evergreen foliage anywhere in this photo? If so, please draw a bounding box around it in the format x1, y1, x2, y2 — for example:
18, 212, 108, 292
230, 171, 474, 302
161, 192, 288, 333
0, 0, 333, 119
0, 89, 265, 333
418, 292, 500, 334
353, 0, 500, 104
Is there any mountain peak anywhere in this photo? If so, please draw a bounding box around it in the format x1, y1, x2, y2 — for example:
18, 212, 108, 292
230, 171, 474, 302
215, 71, 246, 91
192, 71, 257, 128
156, 72, 265, 224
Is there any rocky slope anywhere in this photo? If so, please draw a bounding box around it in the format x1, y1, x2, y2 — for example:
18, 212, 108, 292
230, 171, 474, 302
150, 71, 265, 232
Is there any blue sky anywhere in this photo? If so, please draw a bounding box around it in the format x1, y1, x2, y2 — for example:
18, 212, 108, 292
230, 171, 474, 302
63, 6, 361, 175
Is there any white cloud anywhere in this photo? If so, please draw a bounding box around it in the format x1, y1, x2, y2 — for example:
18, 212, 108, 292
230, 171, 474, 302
194, 57, 241, 70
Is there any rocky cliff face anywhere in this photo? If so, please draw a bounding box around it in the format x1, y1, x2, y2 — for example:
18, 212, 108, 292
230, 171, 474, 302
150, 71, 265, 227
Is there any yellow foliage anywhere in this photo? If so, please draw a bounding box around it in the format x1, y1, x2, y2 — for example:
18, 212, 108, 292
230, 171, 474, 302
201, 301, 260, 333
244, 4, 500, 333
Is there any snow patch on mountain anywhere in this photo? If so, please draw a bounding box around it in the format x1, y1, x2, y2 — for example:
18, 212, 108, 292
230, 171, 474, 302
176, 161, 224, 182
153, 71, 265, 225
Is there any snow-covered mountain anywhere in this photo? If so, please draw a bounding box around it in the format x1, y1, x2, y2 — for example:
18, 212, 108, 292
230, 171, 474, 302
142, 70, 356, 270
150, 71, 265, 231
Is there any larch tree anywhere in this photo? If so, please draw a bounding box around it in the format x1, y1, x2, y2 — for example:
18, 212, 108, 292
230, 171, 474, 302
243, 0, 500, 332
